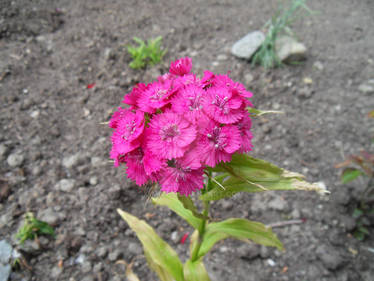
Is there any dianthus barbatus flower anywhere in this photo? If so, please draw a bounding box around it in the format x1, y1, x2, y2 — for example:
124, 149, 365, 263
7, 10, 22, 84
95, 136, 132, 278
109, 107, 128, 129
197, 120, 241, 167
122, 83, 147, 110
171, 84, 206, 123
137, 79, 175, 113
236, 114, 253, 153
169, 57, 192, 76
125, 146, 163, 186
159, 157, 204, 196
146, 112, 197, 159
111, 110, 145, 154
202, 87, 244, 124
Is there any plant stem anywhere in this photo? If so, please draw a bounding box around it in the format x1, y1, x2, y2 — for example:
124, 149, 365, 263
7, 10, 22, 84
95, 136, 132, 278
191, 200, 210, 262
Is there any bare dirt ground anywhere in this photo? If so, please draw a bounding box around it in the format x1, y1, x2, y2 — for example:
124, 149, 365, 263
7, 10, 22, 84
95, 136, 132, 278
1, 0, 374, 280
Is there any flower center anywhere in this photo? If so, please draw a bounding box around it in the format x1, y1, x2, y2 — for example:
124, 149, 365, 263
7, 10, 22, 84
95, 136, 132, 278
207, 126, 226, 150
150, 89, 168, 102
161, 124, 180, 142
122, 120, 136, 141
188, 95, 203, 111
211, 95, 229, 114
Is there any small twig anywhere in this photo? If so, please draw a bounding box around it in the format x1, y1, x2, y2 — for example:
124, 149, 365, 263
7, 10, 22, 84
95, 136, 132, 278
267, 219, 306, 228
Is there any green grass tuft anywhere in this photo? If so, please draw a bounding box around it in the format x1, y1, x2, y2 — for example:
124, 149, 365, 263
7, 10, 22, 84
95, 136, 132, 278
16, 212, 55, 244
252, 0, 313, 69
127, 36, 167, 69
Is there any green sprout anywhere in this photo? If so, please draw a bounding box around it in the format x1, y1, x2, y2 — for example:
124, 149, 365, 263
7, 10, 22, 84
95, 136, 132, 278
127, 36, 167, 69
16, 212, 55, 244
252, 0, 312, 69
336, 111, 374, 240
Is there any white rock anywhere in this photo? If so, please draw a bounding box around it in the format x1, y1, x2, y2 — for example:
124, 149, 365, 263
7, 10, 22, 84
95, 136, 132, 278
358, 80, 374, 94
313, 61, 324, 71
217, 54, 228, 61
38, 208, 62, 225
231, 31, 265, 59
62, 154, 79, 169
7, 153, 24, 167
244, 73, 254, 84
275, 35, 307, 63
267, 259, 276, 267
56, 179, 76, 192
268, 196, 287, 211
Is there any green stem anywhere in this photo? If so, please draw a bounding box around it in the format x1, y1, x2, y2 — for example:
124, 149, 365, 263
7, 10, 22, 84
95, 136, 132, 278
191, 200, 210, 262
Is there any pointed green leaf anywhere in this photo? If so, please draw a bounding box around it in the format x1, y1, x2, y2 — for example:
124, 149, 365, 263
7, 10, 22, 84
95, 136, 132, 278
201, 154, 327, 201
117, 209, 184, 281
189, 230, 199, 256
153, 193, 203, 229
341, 168, 362, 184
195, 218, 283, 259
144, 248, 175, 281
177, 194, 207, 220
183, 259, 211, 281
247, 107, 284, 117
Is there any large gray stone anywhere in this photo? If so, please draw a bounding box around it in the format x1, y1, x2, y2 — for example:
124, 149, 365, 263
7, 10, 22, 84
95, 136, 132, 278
0, 264, 11, 281
231, 31, 265, 59
275, 35, 307, 63
0, 240, 12, 264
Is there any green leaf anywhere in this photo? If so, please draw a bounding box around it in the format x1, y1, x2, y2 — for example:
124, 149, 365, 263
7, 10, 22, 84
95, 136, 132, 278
195, 218, 283, 258
358, 226, 370, 235
153, 193, 203, 229
144, 249, 175, 281
246, 107, 284, 117
201, 154, 327, 201
177, 194, 207, 220
189, 230, 199, 256
183, 259, 211, 281
341, 168, 362, 184
352, 208, 363, 218
117, 209, 184, 281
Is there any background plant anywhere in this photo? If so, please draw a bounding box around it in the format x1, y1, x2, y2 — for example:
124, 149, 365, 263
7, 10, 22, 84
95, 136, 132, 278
16, 212, 55, 244
252, 0, 312, 69
336, 110, 374, 240
127, 36, 167, 69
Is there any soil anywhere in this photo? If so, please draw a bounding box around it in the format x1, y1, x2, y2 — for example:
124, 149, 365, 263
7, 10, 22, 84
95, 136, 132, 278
1, 0, 374, 280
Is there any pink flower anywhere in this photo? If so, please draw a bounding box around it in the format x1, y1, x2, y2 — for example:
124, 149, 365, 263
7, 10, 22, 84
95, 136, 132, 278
171, 84, 206, 123
122, 83, 147, 109
111, 110, 145, 154
214, 74, 253, 99
200, 70, 215, 89
202, 87, 243, 124
197, 120, 241, 167
137, 80, 175, 113
109, 107, 128, 129
169, 57, 193, 76
146, 112, 197, 159
124, 148, 149, 185
236, 114, 253, 153
159, 157, 204, 196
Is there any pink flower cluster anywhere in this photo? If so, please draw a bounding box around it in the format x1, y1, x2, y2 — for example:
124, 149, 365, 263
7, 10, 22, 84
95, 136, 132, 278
109, 57, 253, 196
